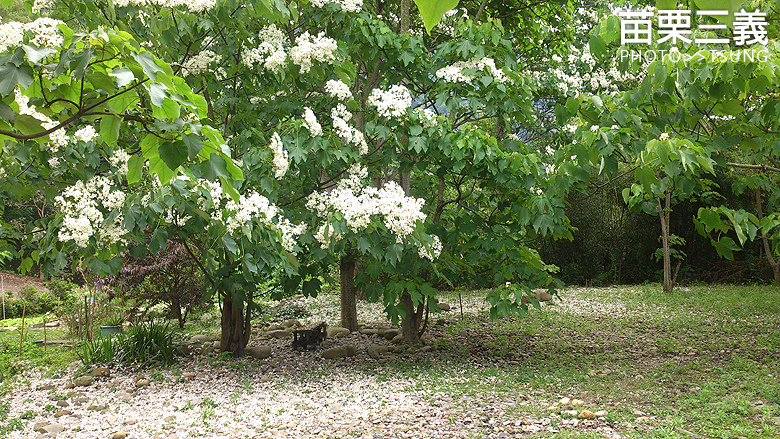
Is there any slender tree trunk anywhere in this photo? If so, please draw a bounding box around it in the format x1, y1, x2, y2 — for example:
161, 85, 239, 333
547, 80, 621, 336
756, 188, 780, 286
170, 296, 184, 329
340, 252, 358, 331
658, 192, 673, 293
400, 291, 423, 345
219, 293, 250, 357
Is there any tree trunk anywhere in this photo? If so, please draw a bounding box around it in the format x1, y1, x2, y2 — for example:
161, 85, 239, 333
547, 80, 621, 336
340, 253, 358, 331
658, 192, 673, 293
170, 296, 184, 329
756, 188, 780, 286
219, 293, 250, 357
400, 291, 425, 345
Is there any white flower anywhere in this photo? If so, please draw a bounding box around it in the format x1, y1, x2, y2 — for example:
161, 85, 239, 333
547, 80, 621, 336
109, 149, 131, 175
74, 126, 98, 143
659, 132, 669, 141
325, 79, 352, 100
302, 107, 322, 137
181, 50, 220, 76
269, 132, 288, 179
310, 0, 363, 12
436, 57, 509, 84
56, 176, 128, 248
590, 125, 599, 132
289, 32, 338, 73
368, 85, 412, 119
331, 104, 368, 154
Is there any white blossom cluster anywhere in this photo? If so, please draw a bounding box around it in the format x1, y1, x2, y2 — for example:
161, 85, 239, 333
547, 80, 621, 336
55, 176, 128, 248
74, 126, 98, 143
188, 178, 302, 252
31, 0, 54, 14
290, 32, 338, 73
0, 18, 63, 54
414, 107, 438, 128
109, 149, 131, 175
112, 0, 216, 12
268, 132, 289, 178
310, 0, 363, 13
224, 192, 277, 234
181, 50, 221, 76
545, 46, 640, 97
302, 107, 322, 136
242, 25, 287, 74
306, 165, 439, 259
324, 79, 352, 101
659, 132, 670, 141
435, 57, 509, 84
331, 104, 368, 154
367, 85, 412, 119
418, 235, 442, 260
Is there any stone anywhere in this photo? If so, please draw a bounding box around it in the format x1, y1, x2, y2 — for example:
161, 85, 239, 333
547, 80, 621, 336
33, 422, 50, 433
63, 383, 75, 389
54, 410, 72, 418
267, 324, 285, 331
213, 341, 220, 350
89, 367, 110, 377
266, 329, 292, 339
559, 397, 571, 405
37, 384, 55, 391
282, 319, 302, 328
246, 346, 272, 359
322, 346, 357, 359
123, 418, 137, 425
183, 372, 196, 379
42, 423, 65, 434
112, 431, 127, 439
367, 344, 389, 358
534, 290, 554, 302
578, 410, 596, 420
136, 378, 151, 388
327, 327, 351, 338
74, 375, 94, 387
359, 328, 379, 335
56, 400, 69, 408
35, 435, 48, 439
189, 334, 211, 344
391, 334, 404, 344
383, 329, 401, 340
175, 345, 192, 356
571, 399, 585, 406
594, 410, 607, 417
438, 302, 451, 311
562, 410, 579, 417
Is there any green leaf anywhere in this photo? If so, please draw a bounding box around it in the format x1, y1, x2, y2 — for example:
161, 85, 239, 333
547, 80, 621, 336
110, 67, 135, 87
0, 63, 34, 96
126, 154, 143, 184
100, 115, 121, 146
132, 51, 162, 81
22, 45, 56, 64
656, 0, 677, 9
159, 140, 188, 171
414, 0, 459, 34
222, 235, 238, 256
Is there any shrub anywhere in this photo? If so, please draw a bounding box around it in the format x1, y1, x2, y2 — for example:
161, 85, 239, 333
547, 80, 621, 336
77, 321, 177, 367
102, 241, 206, 328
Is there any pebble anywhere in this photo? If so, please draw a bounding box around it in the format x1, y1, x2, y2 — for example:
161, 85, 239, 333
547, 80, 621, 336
578, 409, 596, 419
136, 379, 151, 388
112, 431, 127, 439
559, 397, 571, 405
571, 399, 585, 406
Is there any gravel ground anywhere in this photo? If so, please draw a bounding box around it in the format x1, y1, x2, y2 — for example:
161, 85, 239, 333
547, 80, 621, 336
6, 290, 626, 439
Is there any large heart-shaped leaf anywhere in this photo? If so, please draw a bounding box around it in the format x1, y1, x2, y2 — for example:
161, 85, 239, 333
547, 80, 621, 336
414, 0, 459, 34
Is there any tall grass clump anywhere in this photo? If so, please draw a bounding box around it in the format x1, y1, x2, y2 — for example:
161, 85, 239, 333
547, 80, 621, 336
78, 321, 176, 367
